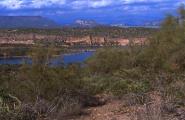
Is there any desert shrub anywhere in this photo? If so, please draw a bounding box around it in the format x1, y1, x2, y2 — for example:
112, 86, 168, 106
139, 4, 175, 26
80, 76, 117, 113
0, 91, 91, 120
110, 78, 150, 96
113, 68, 144, 80
26, 93, 83, 120
0, 104, 38, 120
161, 94, 177, 114
16, 64, 86, 102
55, 97, 82, 118
130, 100, 164, 120
0, 90, 37, 120
86, 47, 141, 74
82, 75, 150, 96
84, 6, 185, 99
0, 89, 21, 112
165, 80, 185, 105
0, 111, 17, 120
136, 9, 185, 72
14, 45, 85, 102
129, 92, 166, 120
124, 93, 151, 106
15, 105, 38, 120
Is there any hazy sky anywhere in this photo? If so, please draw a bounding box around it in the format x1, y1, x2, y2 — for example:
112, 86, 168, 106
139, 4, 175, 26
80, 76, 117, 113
0, 0, 185, 25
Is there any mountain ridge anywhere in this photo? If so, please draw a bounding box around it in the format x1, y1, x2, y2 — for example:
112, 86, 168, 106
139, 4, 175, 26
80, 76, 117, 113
0, 16, 60, 28
0, 16, 161, 29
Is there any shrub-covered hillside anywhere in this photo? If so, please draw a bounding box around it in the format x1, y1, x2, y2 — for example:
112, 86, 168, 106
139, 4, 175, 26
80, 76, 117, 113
0, 26, 157, 38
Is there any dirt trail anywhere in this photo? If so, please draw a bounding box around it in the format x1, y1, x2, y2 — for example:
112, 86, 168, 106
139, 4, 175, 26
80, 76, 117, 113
74, 99, 131, 120
71, 92, 179, 120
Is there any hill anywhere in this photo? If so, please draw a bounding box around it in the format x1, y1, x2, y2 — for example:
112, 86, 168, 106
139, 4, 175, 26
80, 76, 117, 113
0, 16, 60, 28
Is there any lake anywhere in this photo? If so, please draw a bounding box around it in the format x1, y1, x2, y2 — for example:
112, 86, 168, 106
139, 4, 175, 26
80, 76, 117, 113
0, 51, 94, 65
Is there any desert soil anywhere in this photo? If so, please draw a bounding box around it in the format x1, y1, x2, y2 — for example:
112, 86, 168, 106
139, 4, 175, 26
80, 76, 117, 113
73, 98, 131, 120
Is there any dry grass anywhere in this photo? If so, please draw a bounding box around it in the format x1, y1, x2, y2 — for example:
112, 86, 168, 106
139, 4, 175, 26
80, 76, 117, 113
129, 92, 164, 120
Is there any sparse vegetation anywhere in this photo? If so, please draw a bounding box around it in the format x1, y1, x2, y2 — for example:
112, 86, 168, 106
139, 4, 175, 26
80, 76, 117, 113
0, 26, 156, 38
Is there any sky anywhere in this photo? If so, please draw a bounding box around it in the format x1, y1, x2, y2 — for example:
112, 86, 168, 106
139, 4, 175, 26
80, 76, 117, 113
0, 0, 185, 25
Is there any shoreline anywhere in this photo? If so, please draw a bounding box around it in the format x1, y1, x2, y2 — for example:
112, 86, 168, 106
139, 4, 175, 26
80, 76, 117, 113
0, 49, 96, 59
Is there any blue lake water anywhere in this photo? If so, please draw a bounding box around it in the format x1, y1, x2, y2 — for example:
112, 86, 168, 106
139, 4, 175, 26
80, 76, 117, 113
0, 51, 94, 65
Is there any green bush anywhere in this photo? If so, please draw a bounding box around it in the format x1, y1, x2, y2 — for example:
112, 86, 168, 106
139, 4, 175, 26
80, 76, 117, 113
82, 75, 150, 96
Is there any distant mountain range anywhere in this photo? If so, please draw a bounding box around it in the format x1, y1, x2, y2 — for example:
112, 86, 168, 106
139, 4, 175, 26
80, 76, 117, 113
111, 21, 161, 28
0, 16, 160, 29
0, 16, 60, 28
71, 19, 161, 28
